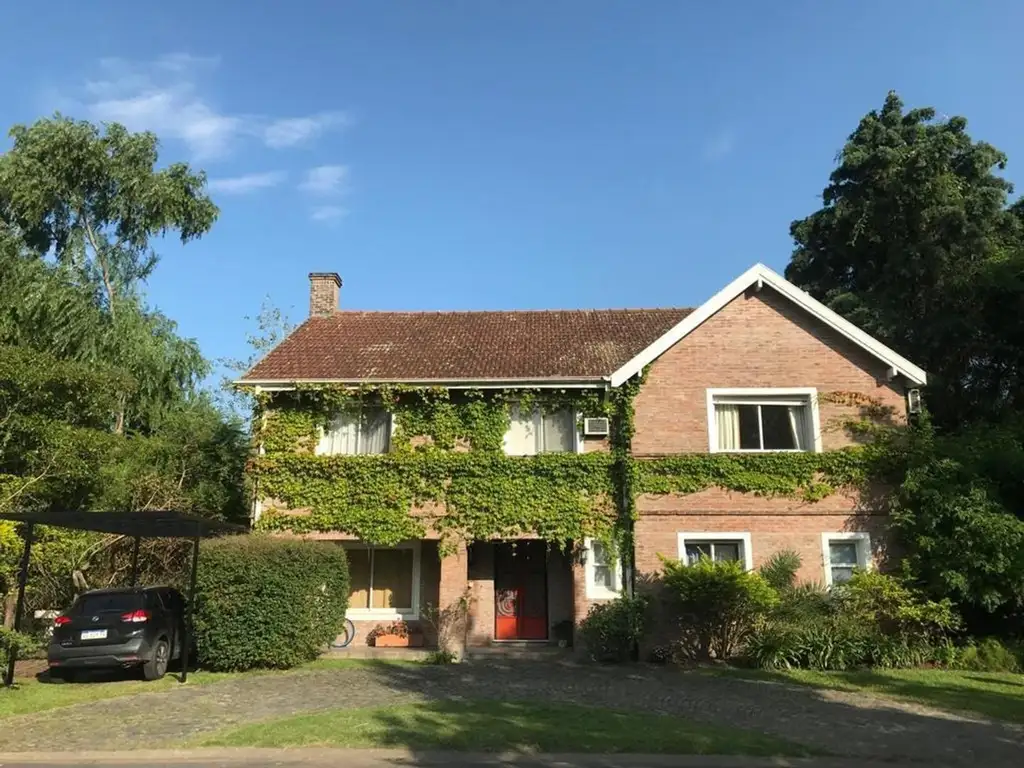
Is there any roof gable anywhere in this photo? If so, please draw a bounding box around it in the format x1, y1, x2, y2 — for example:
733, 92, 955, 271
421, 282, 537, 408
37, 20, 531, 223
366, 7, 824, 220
608, 263, 927, 387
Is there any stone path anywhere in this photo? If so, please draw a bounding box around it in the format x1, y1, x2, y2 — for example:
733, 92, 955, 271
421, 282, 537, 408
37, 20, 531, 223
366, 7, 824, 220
1, 662, 1021, 765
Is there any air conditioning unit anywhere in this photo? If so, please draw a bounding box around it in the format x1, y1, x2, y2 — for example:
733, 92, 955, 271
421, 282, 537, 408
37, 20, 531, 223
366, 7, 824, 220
583, 417, 610, 436
907, 388, 923, 415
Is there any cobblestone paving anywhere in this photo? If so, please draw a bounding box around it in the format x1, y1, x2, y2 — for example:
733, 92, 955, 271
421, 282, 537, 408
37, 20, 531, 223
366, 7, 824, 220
1, 662, 1021, 765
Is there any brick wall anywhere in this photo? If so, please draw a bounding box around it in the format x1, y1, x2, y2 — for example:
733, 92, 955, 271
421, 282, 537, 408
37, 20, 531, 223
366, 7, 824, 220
632, 287, 906, 455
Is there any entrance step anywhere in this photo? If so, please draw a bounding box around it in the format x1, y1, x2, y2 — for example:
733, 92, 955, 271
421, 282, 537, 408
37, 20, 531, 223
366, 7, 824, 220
322, 646, 434, 661
464, 643, 574, 662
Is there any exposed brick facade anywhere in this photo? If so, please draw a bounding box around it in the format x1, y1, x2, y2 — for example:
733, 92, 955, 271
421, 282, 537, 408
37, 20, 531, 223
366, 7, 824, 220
263, 276, 917, 656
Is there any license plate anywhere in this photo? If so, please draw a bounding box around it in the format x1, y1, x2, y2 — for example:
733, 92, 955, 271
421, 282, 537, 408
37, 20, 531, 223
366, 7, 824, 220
80, 629, 107, 641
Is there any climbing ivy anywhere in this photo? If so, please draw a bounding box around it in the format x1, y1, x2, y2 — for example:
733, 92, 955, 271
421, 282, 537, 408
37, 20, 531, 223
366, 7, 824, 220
249, 381, 879, 553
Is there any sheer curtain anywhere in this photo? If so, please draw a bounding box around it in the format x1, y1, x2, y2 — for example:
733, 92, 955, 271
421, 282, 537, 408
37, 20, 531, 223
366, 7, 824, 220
715, 404, 740, 450
360, 410, 391, 454
787, 406, 808, 451
541, 409, 575, 452
318, 413, 359, 455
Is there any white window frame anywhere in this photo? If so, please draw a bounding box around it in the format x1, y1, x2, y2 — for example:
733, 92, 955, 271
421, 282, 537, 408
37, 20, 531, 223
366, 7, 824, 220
677, 532, 754, 571
821, 532, 872, 587
706, 387, 822, 453
584, 537, 622, 599
315, 408, 394, 456
341, 540, 422, 621
503, 403, 579, 455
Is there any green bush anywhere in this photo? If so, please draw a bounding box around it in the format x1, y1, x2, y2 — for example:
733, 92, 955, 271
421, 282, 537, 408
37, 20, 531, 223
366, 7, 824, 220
193, 535, 350, 671
662, 556, 777, 660
759, 550, 802, 591
578, 595, 649, 662
955, 638, 1021, 672
0, 626, 38, 670
747, 571, 960, 671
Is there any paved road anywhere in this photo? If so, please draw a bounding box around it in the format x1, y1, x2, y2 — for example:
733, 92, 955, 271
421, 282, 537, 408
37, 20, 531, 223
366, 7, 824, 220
0, 747, 924, 768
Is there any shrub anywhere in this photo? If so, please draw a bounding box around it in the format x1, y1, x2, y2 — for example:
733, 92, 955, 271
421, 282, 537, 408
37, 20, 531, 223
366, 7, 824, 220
662, 556, 777, 660
833, 570, 960, 641
955, 638, 1021, 672
578, 595, 649, 662
759, 550, 802, 591
424, 650, 458, 665
0, 626, 38, 671
192, 535, 350, 671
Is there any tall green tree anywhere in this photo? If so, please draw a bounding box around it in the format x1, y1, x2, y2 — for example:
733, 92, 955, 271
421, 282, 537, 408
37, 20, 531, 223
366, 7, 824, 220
786, 91, 1024, 429
0, 115, 219, 432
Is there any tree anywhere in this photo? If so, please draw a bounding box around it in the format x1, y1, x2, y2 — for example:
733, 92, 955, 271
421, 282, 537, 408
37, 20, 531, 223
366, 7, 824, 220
786, 91, 1024, 429
218, 297, 295, 417
0, 115, 219, 432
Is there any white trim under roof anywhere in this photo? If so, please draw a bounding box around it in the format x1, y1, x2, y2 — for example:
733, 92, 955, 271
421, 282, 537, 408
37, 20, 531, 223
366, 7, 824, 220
234, 377, 607, 390
608, 263, 928, 387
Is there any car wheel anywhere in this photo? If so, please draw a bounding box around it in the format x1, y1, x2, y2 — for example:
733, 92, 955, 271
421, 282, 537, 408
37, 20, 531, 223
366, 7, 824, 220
144, 638, 170, 681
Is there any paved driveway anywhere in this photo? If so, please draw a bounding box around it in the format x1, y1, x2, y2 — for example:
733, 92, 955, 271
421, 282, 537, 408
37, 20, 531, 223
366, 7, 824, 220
0, 662, 1021, 765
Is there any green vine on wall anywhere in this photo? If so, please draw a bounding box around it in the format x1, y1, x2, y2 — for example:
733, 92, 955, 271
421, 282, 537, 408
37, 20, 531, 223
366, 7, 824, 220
250, 381, 879, 553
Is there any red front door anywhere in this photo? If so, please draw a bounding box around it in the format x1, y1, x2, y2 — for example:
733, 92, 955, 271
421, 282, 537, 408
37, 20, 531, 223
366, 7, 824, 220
494, 541, 548, 640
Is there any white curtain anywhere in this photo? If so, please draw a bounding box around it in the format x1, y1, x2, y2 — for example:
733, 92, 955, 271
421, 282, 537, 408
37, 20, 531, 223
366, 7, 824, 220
360, 410, 391, 454
318, 410, 390, 455
787, 406, 808, 451
318, 413, 359, 455
715, 404, 740, 450
541, 408, 574, 452
503, 404, 537, 456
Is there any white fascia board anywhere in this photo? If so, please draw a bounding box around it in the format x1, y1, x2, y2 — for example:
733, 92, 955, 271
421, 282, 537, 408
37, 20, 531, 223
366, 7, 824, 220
609, 263, 927, 387
232, 377, 605, 391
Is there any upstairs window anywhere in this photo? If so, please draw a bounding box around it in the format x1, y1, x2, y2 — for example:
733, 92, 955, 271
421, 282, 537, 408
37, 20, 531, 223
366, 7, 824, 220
709, 389, 818, 452
317, 408, 391, 455
503, 405, 576, 455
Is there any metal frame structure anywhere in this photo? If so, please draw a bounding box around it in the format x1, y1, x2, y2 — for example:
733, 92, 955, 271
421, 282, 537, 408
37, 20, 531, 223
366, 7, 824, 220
0, 510, 244, 687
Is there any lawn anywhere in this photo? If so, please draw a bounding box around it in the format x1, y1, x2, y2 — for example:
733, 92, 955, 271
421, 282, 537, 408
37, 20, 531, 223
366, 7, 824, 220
199, 699, 815, 756
0, 659, 406, 719
710, 667, 1024, 724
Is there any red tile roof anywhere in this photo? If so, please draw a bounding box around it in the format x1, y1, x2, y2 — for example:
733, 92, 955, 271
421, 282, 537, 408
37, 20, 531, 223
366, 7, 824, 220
241, 308, 693, 382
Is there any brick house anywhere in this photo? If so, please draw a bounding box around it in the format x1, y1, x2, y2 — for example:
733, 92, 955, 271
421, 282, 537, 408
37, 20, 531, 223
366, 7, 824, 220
238, 264, 926, 652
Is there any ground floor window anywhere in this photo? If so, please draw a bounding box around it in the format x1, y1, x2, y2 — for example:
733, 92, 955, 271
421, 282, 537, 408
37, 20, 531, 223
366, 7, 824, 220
343, 541, 421, 619
584, 538, 621, 599
677, 532, 753, 570
821, 532, 871, 586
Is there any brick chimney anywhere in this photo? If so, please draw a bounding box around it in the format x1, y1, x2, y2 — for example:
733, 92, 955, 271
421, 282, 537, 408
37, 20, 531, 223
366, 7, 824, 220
308, 272, 341, 317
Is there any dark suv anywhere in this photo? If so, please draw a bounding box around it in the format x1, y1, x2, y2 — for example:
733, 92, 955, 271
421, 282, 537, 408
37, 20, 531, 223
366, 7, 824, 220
48, 586, 185, 681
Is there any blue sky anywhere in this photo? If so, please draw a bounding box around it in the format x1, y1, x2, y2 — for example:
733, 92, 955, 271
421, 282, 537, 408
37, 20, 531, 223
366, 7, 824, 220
1, 1, 1022, 380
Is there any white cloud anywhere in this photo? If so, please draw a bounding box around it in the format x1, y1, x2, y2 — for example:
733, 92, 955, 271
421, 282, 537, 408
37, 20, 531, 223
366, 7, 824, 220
208, 171, 286, 195
300, 165, 348, 195
310, 205, 347, 223
703, 129, 736, 162
69, 54, 345, 159
265, 113, 347, 148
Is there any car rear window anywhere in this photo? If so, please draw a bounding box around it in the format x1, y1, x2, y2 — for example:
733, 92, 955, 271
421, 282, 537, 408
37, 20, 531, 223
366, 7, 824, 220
74, 593, 142, 614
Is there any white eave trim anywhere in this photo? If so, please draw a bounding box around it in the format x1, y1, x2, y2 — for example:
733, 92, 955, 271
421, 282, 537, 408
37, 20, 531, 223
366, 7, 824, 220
608, 263, 928, 387
233, 377, 606, 391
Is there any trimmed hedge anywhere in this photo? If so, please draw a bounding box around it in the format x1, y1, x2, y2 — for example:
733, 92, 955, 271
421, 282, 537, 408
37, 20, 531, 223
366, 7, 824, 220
0, 626, 38, 671
193, 535, 350, 671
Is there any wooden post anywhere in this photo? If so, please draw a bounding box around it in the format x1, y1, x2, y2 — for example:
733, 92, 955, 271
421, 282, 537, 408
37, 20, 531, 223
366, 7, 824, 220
4, 523, 35, 687
129, 536, 141, 588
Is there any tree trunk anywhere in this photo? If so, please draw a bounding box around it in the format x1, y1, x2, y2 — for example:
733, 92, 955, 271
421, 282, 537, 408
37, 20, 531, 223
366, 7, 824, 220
3, 591, 15, 629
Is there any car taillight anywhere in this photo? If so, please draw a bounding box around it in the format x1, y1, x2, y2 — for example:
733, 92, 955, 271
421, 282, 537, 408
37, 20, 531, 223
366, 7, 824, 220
54, 615, 72, 627
120, 609, 150, 623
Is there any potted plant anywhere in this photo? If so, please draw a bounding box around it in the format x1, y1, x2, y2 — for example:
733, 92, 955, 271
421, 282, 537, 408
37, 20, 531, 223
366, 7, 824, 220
367, 620, 424, 648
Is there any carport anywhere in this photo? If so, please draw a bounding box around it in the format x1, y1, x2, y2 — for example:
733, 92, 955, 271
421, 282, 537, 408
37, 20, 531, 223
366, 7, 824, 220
0, 510, 244, 687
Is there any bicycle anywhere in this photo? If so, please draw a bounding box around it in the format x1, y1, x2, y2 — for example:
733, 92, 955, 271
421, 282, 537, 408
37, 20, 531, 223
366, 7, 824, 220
331, 618, 356, 648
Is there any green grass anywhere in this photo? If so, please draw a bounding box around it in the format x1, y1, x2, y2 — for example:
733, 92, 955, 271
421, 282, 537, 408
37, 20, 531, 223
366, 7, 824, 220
200, 699, 815, 756
709, 667, 1024, 724
0, 658, 414, 719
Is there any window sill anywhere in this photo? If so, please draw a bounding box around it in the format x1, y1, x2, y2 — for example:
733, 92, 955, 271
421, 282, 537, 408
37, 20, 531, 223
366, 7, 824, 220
585, 588, 621, 601
712, 448, 812, 454
346, 609, 419, 622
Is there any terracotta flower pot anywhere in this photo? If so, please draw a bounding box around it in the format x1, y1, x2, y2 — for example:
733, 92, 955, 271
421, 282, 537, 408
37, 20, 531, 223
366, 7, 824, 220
374, 633, 425, 648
